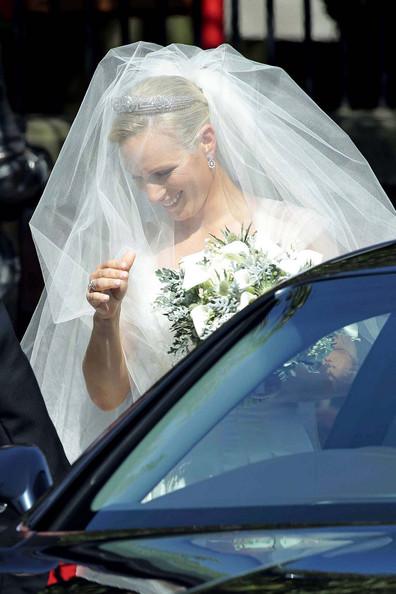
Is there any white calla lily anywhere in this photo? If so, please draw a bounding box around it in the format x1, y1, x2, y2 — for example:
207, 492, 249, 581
210, 254, 234, 276
237, 291, 256, 311
190, 304, 211, 338
234, 269, 252, 290
180, 251, 210, 290
278, 249, 323, 276
219, 240, 250, 259
297, 249, 323, 267
254, 233, 283, 259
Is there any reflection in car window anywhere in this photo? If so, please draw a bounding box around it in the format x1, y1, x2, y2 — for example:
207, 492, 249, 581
140, 316, 387, 502
92, 278, 396, 513
273, 318, 387, 446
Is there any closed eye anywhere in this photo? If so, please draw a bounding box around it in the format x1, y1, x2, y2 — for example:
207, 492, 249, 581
132, 168, 175, 185
150, 169, 174, 182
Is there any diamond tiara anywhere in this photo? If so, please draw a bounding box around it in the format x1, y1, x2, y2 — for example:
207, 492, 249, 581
112, 95, 196, 115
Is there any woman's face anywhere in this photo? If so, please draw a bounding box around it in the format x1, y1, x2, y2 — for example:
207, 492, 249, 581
121, 128, 215, 222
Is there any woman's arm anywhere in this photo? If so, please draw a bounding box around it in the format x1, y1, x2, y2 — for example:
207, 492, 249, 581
83, 312, 130, 411
83, 251, 135, 411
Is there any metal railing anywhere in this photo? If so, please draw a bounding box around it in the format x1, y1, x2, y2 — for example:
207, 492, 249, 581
227, 0, 391, 110
1, 1, 393, 114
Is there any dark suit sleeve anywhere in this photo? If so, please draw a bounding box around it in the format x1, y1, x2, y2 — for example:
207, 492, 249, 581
0, 301, 70, 483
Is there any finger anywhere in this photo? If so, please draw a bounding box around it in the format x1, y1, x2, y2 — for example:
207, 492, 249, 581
98, 259, 127, 270
90, 278, 124, 292
120, 251, 136, 272
99, 251, 135, 272
91, 268, 129, 281
87, 292, 110, 306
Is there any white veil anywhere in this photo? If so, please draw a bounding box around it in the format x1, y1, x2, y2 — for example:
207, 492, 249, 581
22, 42, 396, 462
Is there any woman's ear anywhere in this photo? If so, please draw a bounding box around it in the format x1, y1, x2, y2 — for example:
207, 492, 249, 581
199, 124, 216, 157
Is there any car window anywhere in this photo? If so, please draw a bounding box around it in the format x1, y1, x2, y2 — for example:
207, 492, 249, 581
92, 275, 396, 514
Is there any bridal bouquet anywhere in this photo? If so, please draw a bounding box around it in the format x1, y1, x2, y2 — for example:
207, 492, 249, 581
154, 226, 323, 357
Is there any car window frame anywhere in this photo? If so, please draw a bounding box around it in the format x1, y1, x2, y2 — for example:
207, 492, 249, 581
90, 275, 396, 516
28, 270, 396, 533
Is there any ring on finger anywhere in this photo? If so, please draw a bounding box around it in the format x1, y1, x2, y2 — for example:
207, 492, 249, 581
88, 279, 96, 293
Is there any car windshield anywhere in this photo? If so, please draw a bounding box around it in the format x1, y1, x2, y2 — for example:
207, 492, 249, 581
92, 273, 396, 513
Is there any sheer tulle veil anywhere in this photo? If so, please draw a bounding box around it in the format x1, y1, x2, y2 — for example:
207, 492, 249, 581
22, 42, 396, 462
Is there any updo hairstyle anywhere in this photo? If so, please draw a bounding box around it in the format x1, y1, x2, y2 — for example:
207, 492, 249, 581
109, 75, 210, 150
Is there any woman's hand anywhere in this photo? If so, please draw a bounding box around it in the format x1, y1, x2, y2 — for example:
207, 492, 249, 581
86, 251, 136, 320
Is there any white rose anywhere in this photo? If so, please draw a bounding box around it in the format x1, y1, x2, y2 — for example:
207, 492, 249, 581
181, 251, 210, 290
278, 249, 323, 276
190, 304, 211, 338
237, 291, 256, 311
234, 269, 252, 291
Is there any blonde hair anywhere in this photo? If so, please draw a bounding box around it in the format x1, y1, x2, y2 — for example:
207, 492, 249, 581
109, 75, 210, 149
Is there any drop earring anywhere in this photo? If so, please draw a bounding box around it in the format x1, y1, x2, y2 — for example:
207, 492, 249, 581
207, 155, 216, 169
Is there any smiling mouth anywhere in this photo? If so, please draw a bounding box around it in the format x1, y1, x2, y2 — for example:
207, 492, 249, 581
162, 191, 182, 207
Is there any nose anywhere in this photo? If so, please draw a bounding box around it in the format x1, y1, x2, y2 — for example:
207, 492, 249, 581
145, 182, 167, 203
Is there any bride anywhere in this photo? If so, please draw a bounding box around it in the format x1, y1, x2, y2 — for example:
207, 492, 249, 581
22, 42, 396, 463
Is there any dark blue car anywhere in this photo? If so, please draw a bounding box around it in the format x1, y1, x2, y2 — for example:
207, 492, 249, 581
2, 240, 396, 593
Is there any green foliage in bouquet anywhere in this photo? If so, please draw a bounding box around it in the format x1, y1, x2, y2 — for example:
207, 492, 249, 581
154, 226, 306, 357
155, 226, 359, 383
154, 266, 198, 356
